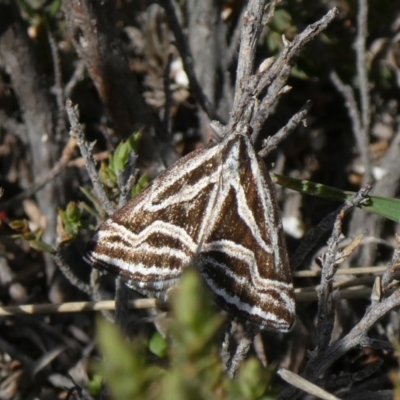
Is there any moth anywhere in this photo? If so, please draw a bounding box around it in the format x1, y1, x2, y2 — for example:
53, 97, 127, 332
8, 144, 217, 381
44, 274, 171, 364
84, 129, 295, 331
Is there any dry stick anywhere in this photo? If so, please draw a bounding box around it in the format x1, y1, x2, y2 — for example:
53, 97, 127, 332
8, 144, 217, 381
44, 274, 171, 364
159, 0, 218, 121
231, 0, 267, 113
64, 60, 86, 99
348, 119, 400, 270
259, 100, 312, 158
66, 100, 115, 217
312, 287, 400, 377
250, 8, 339, 140
381, 232, 400, 292
233, 6, 337, 139
117, 165, 138, 210
296, 286, 380, 302
163, 53, 173, 136
0, 285, 394, 316
228, 1, 270, 133
90, 268, 115, 323
220, 325, 232, 369
356, 0, 371, 169
294, 266, 389, 278
317, 186, 371, 354
330, 70, 372, 184
66, 100, 140, 330
0, 137, 77, 210
325, 359, 384, 389
0, 299, 160, 316
279, 233, 400, 400
0, 110, 26, 141
186, 0, 221, 127
282, 188, 373, 399
278, 369, 340, 400
47, 23, 66, 142
254, 8, 338, 100
224, 5, 246, 70
305, 236, 393, 269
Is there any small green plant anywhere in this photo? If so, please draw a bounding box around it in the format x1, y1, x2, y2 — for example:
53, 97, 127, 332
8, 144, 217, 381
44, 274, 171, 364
57, 201, 86, 243
96, 270, 277, 400
100, 132, 145, 190
8, 132, 150, 253
9, 218, 55, 254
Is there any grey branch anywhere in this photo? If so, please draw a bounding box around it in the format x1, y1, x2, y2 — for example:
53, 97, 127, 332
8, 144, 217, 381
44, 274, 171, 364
66, 100, 115, 216
259, 100, 312, 158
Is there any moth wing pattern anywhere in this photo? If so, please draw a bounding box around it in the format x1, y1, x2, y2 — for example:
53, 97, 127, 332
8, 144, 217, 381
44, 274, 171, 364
195, 133, 295, 330
84, 142, 225, 299
84, 131, 295, 331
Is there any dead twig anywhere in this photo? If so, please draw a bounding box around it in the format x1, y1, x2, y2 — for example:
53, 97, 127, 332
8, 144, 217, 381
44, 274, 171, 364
259, 100, 312, 158
279, 221, 400, 399
0, 137, 77, 210
158, 0, 219, 121
66, 100, 115, 216
0, 299, 161, 316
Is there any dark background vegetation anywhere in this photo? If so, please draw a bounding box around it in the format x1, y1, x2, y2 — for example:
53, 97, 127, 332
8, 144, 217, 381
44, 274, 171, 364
1, 0, 400, 398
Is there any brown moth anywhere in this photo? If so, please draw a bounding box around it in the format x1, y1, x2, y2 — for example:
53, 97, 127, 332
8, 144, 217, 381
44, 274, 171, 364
84, 129, 295, 331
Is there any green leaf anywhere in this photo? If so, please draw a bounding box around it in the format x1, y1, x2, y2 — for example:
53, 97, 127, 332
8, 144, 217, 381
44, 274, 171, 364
128, 131, 142, 153
111, 141, 129, 172
48, 0, 61, 16
99, 161, 117, 188
362, 196, 400, 222
58, 201, 86, 243
110, 132, 142, 173
271, 173, 400, 223
87, 374, 103, 396
170, 270, 224, 356
266, 31, 283, 53
79, 186, 108, 219
95, 269, 280, 399
132, 174, 150, 197
270, 9, 293, 32
29, 240, 55, 254
97, 319, 162, 400
236, 359, 268, 398
149, 332, 168, 359
9, 219, 30, 233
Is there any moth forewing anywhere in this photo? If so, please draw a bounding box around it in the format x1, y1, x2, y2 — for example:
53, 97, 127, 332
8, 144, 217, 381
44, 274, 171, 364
84, 130, 295, 331
84, 143, 221, 298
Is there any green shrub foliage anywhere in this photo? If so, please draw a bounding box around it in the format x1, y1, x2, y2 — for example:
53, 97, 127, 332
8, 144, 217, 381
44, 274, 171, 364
95, 270, 276, 400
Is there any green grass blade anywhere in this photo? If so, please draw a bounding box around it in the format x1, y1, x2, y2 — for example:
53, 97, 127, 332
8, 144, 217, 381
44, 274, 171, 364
271, 173, 400, 223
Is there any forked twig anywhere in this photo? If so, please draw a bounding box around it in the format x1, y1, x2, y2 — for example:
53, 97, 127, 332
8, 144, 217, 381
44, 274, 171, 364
259, 100, 312, 158
316, 186, 371, 353
279, 187, 400, 399
329, 0, 372, 184
66, 100, 115, 216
